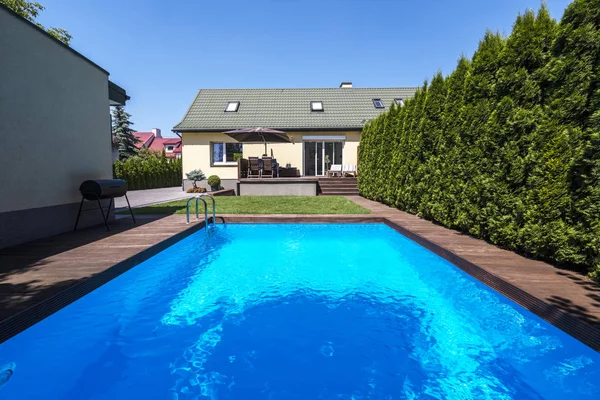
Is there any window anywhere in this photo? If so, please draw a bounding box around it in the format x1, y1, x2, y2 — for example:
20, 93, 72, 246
373, 99, 384, 108
212, 142, 243, 165
225, 101, 240, 112
166, 145, 174, 151
394, 98, 405, 107
311, 101, 324, 112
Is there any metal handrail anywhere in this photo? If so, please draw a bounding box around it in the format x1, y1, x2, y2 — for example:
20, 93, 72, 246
196, 196, 208, 229
186, 194, 218, 230
200, 193, 217, 225
186, 196, 208, 228
186, 197, 195, 224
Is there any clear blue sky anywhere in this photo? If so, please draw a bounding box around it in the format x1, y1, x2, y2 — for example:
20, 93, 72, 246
38, 0, 572, 138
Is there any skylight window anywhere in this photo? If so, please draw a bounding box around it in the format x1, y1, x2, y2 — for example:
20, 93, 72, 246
373, 99, 384, 109
394, 98, 405, 107
311, 101, 324, 112
225, 101, 240, 112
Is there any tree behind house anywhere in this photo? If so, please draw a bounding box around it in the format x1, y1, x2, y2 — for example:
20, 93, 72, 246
1, 0, 72, 44
112, 105, 139, 159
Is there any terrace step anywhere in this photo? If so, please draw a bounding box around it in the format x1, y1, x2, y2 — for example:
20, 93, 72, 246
317, 177, 359, 196
319, 191, 360, 196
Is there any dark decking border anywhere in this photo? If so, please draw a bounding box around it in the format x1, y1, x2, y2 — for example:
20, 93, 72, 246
0, 220, 205, 344
1, 215, 598, 352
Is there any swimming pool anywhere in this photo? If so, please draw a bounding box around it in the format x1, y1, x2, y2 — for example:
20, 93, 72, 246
0, 223, 598, 399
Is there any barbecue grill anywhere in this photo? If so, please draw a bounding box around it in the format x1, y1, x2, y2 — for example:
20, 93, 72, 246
74, 179, 135, 231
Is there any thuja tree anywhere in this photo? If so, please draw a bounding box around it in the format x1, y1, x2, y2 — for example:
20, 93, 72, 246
413, 73, 448, 219
434, 56, 471, 227
482, 6, 558, 248
112, 106, 138, 159
454, 31, 505, 237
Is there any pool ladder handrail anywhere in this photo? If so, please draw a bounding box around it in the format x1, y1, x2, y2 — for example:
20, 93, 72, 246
186, 194, 217, 229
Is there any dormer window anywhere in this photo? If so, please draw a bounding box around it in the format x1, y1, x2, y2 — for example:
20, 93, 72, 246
225, 101, 240, 112
166, 145, 174, 152
394, 98, 405, 107
373, 99, 384, 109
311, 101, 324, 112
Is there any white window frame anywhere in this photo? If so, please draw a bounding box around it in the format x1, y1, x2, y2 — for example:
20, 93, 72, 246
225, 101, 240, 112
373, 99, 384, 108
211, 142, 242, 166
166, 145, 174, 152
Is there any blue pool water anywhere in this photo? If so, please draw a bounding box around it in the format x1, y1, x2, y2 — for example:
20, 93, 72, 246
0, 223, 599, 399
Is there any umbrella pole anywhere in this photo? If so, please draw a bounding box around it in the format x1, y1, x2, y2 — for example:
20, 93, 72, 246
264, 142, 267, 155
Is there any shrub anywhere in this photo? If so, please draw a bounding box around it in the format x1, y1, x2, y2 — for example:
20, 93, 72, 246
113, 152, 182, 190
185, 169, 206, 189
358, 3, 600, 282
207, 175, 221, 189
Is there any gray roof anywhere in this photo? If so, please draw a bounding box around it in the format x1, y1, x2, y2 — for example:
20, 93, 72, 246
173, 87, 418, 132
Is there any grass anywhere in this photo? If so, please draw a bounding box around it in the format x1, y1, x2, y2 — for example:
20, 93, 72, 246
126, 196, 371, 215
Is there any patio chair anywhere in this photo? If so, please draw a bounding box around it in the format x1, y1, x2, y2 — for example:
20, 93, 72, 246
248, 157, 260, 178
261, 157, 274, 178
327, 164, 342, 177
342, 164, 357, 177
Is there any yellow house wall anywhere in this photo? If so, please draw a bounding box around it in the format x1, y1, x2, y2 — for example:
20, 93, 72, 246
182, 133, 240, 180
181, 131, 361, 178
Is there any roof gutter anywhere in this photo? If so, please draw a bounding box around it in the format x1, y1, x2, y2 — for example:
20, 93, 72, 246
172, 126, 364, 133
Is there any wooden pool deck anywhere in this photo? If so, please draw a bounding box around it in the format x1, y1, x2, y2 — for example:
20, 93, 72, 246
0, 199, 599, 350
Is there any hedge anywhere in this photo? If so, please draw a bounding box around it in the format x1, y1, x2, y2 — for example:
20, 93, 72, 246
113, 150, 182, 190
358, 1, 600, 281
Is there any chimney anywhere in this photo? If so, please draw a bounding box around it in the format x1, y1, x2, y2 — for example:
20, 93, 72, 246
339, 82, 352, 88
152, 128, 162, 138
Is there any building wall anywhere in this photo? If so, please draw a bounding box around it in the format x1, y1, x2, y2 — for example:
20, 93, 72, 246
0, 7, 112, 248
181, 130, 361, 180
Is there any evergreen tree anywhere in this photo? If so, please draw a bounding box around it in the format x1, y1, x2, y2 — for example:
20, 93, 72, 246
436, 56, 471, 227
455, 31, 505, 236
1, 0, 72, 44
398, 83, 428, 212
111, 105, 139, 159
414, 72, 448, 219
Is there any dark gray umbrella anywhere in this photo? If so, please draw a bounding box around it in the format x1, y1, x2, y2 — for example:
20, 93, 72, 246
223, 127, 291, 154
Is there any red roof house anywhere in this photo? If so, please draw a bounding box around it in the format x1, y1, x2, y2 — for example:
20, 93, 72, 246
133, 128, 181, 158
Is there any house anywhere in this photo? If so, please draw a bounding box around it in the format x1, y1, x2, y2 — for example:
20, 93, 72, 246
133, 129, 182, 159
173, 83, 417, 191
0, 4, 129, 248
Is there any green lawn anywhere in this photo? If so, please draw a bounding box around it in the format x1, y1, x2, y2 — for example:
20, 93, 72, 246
128, 196, 370, 215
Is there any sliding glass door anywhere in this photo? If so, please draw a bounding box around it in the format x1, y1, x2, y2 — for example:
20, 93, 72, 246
303, 141, 343, 176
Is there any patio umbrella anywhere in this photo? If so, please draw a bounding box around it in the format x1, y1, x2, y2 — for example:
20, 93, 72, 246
223, 127, 291, 154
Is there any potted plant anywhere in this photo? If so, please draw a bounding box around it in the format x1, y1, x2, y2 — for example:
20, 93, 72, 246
186, 169, 206, 191
207, 175, 221, 191
324, 155, 331, 172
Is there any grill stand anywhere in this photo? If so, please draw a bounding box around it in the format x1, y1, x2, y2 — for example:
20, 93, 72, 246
73, 193, 135, 231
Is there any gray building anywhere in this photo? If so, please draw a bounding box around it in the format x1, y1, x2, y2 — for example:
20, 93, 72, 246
0, 4, 129, 248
